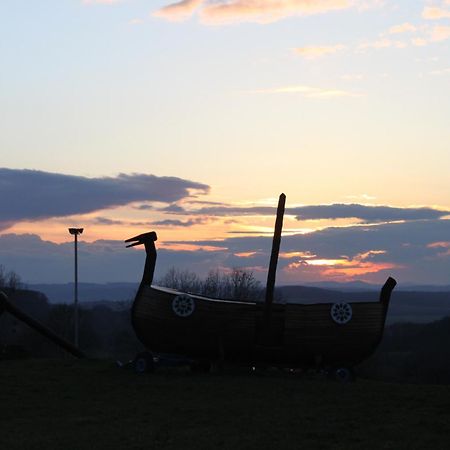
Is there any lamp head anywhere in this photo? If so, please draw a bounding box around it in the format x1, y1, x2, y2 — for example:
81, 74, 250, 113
68, 228, 84, 236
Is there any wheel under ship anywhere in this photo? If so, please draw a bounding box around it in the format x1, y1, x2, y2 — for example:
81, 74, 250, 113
127, 194, 396, 372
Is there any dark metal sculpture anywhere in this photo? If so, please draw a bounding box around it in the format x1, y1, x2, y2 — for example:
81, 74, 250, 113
0, 291, 85, 359
126, 194, 396, 377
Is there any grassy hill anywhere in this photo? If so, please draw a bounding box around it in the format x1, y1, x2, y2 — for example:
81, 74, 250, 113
1, 359, 450, 449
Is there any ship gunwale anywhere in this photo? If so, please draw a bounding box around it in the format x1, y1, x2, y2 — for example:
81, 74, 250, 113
145, 285, 385, 309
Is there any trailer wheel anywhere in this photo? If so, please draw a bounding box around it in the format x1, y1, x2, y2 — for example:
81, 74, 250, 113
334, 367, 354, 383
133, 351, 154, 374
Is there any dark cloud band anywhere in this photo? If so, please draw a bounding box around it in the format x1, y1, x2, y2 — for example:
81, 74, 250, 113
293, 204, 449, 222
151, 218, 207, 227
0, 168, 209, 230
159, 202, 449, 223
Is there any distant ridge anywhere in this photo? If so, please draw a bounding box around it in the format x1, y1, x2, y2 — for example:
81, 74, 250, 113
303, 280, 378, 291
28, 282, 139, 304
26, 281, 450, 325
277, 285, 450, 325
302, 280, 450, 292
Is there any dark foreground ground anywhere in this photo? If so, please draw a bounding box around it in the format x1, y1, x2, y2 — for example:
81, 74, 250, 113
1, 359, 450, 450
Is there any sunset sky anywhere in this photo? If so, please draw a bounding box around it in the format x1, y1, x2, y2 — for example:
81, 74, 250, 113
1, 0, 449, 286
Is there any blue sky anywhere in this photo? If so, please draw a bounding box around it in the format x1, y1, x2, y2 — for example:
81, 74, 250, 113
0, 1, 449, 285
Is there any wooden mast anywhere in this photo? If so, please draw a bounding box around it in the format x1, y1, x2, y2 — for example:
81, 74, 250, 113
262, 193, 286, 343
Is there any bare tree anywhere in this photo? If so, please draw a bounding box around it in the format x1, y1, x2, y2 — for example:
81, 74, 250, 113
157, 267, 202, 294
203, 269, 222, 298
226, 268, 262, 301
0, 265, 23, 291
158, 267, 262, 301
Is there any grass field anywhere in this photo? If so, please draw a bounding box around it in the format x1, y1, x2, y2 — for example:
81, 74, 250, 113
1, 359, 450, 450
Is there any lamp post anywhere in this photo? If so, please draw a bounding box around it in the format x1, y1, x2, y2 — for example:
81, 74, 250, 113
68, 228, 83, 347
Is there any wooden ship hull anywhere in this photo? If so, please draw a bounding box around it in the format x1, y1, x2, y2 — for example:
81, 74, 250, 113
126, 194, 396, 372
132, 281, 395, 368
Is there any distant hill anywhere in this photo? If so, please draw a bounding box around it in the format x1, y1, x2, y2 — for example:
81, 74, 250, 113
0, 288, 51, 321
27, 282, 138, 304
304, 280, 450, 292
304, 280, 379, 291
277, 285, 450, 324
26, 281, 450, 325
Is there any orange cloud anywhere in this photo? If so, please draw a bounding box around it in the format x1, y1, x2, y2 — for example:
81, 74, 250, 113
430, 25, 450, 42
286, 258, 399, 281
294, 44, 346, 58
358, 37, 407, 50
285, 249, 396, 281
161, 243, 227, 252
422, 6, 450, 20
427, 241, 450, 249
321, 262, 398, 278
388, 22, 417, 34
409, 24, 450, 47
234, 251, 261, 258
412, 37, 428, 47
154, 0, 205, 21
426, 241, 450, 259
280, 251, 316, 259
356, 250, 387, 259
154, 0, 353, 24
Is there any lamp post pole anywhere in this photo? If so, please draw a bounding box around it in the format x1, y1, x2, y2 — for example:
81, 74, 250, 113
68, 228, 83, 347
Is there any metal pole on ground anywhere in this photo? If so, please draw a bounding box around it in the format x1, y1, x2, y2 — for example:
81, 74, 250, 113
68, 227, 83, 347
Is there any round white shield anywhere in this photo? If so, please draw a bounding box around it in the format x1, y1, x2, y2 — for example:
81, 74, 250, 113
172, 294, 195, 317
330, 302, 352, 325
